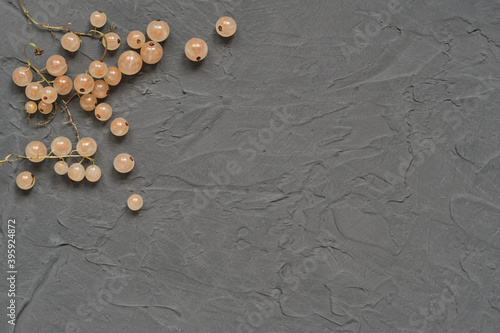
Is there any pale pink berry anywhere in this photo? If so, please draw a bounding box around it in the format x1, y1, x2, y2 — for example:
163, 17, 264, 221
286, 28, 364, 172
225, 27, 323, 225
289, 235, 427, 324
16, 171, 35, 190
25, 101, 37, 114
53, 76, 73, 95
127, 194, 143, 211
76, 137, 97, 157
92, 80, 109, 99
68, 163, 85, 182
110, 118, 129, 136
74, 74, 95, 94
85, 165, 101, 182
38, 101, 53, 114
127, 31, 146, 49
141, 41, 163, 64
118, 51, 142, 75
25, 82, 43, 101
95, 103, 112, 121
103, 66, 122, 86
40, 86, 58, 104
185, 38, 208, 61
51, 136, 72, 156
46, 55, 68, 76
61, 32, 81, 52
54, 161, 69, 175
103, 32, 121, 51
80, 94, 98, 111
12, 67, 33, 87
147, 20, 170, 42
89, 60, 108, 79
25, 141, 47, 163
216, 17, 237, 37
90, 11, 107, 28
114, 153, 134, 173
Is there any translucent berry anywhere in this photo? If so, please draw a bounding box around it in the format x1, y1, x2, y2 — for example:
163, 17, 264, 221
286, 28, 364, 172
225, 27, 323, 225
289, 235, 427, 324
127, 194, 143, 211
147, 20, 170, 42
89, 60, 108, 78
90, 11, 107, 28
216, 17, 237, 37
104, 66, 122, 86
110, 117, 129, 136
51, 136, 72, 156
103, 32, 121, 51
25, 101, 37, 114
53, 76, 73, 95
54, 161, 69, 175
118, 51, 142, 75
46, 55, 68, 76
92, 80, 109, 99
38, 101, 53, 114
25, 141, 47, 163
74, 74, 95, 94
76, 137, 97, 157
16, 171, 35, 190
114, 153, 134, 173
95, 103, 112, 121
185, 38, 208, 61
25, 82, 43, 101
40, 86, 58, 104
127, 31, 146, 49
61, 32, 81, 52
141, 41, 163, 64
12, 67, 33, 87
68, 163, 85, 182
85, 165, 101, 182
80, 94, 98, 111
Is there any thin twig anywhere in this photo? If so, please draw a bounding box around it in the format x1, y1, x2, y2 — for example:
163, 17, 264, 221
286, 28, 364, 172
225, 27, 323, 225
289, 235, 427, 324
24, 43, 51, 86
0, 152, 94, 168
90, 29, 107, 61
19, 0, 96, 38
61, 93, 80, 140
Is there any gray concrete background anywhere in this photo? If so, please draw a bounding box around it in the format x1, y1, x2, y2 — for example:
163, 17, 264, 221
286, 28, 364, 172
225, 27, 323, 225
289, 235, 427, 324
1, 0, 499, 332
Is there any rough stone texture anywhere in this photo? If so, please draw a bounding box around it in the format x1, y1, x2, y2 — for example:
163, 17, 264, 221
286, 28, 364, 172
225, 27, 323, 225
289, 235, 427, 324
1, 0, 500, 332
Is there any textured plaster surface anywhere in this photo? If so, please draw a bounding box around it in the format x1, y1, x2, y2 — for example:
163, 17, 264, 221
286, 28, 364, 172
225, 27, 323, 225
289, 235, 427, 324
0, 0, 500, 332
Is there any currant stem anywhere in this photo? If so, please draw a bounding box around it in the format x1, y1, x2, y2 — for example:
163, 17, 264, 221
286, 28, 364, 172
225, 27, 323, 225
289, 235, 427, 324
19, 0, 95, 38
0, 152, 94, 168
24, 43, 51, 86
90, 30, 108, 61
0, 154, 22, 167
61, 93, 80, 140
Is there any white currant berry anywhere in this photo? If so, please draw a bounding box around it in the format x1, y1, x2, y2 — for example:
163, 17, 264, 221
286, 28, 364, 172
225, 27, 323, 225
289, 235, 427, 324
68, 163, 85, 182
16, 171, 35, 190
12, 67, 33, 87
114, 153, 134, 173
61, 32, 81, 52
54, 161, 69, 175
127, 194, 143, 211
147, 20, 170, 42
76, 137, 97, 157
90, 11, 107, 28
185, 38, 208, 61
25, 141, 47, 163
85, 165, 101, 182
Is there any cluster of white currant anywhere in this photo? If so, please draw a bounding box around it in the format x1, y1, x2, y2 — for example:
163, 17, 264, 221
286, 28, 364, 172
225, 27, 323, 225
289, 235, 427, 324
14, 137, 140, 208
8, 3, 238, 212
13, 12, 171, 124
18, 137, 99, 185
10, 9, 156, 210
